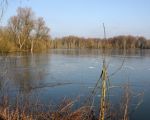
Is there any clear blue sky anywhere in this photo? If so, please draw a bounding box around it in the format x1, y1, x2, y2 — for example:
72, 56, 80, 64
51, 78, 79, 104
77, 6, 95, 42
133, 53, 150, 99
3, 0, 150, 38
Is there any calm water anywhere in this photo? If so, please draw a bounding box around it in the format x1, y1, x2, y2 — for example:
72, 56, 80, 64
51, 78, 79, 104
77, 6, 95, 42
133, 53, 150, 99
0, 49, 150, 120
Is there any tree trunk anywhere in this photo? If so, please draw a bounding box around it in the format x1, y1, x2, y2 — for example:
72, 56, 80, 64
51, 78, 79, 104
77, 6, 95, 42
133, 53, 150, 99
31, 40, 34, 53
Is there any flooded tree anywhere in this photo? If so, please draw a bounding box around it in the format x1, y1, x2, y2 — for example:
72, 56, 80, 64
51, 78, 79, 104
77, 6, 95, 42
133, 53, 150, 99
8, 8, 34, 50
7, 7, 50, 52
31, 17, 50, 53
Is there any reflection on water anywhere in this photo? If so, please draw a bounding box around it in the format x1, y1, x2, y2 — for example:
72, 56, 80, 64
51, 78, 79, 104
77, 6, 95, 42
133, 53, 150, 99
0, 49, 150, 120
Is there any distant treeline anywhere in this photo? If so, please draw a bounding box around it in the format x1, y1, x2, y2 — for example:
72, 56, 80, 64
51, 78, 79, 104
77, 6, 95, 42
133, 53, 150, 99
51, 35, 150, 49
0, 7, 150, 53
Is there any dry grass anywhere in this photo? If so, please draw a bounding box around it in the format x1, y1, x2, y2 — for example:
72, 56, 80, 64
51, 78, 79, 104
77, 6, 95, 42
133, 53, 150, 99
0, 96, 96, 120
0, 84, 143, 120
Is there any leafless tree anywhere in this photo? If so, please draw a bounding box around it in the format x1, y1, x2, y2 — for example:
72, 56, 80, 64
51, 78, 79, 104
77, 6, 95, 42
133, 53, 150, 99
30, 17, 50, 53
7, 7, 50, 52
0, 0, 7, 20
8, 7, 34, 50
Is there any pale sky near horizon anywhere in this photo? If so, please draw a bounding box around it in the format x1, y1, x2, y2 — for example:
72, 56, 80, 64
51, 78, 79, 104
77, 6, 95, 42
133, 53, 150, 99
2, 0, 150, 38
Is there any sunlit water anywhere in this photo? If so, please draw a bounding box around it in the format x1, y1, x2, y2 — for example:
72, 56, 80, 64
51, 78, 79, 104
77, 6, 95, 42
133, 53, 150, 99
0, 49, 150, 120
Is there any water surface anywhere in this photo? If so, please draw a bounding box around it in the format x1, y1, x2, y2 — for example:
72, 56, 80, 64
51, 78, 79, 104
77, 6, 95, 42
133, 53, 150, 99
0, 49, 150, 120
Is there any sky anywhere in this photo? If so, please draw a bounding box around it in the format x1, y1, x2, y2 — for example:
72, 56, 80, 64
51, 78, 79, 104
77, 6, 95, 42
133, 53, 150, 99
2, 0, 150, 38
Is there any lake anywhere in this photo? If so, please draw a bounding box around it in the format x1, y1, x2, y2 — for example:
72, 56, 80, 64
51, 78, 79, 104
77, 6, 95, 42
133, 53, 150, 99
0, 49, 150, 120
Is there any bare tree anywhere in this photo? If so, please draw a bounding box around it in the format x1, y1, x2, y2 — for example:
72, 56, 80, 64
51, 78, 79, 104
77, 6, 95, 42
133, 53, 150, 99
0, 0, 8, 20
8, 7, 34, 50
30, 17, 50, 52
8, 7, 50, 52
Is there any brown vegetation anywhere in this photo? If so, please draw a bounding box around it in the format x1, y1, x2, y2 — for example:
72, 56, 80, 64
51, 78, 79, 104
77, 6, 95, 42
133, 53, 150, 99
51, 35, 150, 49
0, 96, 96, 120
